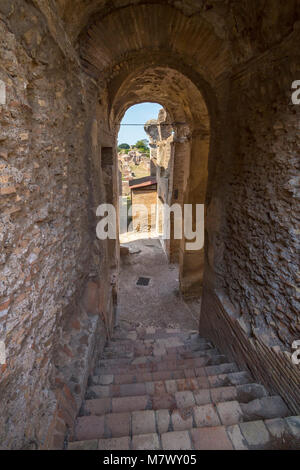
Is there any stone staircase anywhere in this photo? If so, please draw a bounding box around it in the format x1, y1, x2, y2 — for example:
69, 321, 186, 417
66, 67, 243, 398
68, 327, 300, 450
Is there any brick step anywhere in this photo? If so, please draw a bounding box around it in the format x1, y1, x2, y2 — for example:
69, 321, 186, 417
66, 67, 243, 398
84, 383, 268, 412
91, 367, 251, 389
94, 360, 240, 380
95, 353, 232, 376
106, 333, 208, 347
113, 328, 198, 342
98, 346, 219, 367
102, 340, 213, 360
97, 353, 227, 373
102, 345, 214, 360
69, 415, 300, 450
73, 396, 290, 443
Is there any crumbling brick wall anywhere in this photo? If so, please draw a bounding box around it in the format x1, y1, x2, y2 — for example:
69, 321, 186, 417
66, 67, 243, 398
0, 2, 117, 449
201, 27, 300, 414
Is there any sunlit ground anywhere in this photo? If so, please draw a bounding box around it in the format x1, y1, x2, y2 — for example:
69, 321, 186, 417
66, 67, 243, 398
119, 230, 160, 244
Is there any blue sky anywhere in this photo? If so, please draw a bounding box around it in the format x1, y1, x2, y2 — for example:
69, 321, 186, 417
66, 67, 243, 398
118, 102, 163, 146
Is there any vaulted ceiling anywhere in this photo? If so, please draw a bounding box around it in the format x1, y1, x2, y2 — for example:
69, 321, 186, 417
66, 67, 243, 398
52, 1, 299, 131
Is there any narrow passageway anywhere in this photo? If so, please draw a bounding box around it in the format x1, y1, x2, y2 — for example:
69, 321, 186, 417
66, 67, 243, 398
0, 0, 299, 450
118, 234, 199, 331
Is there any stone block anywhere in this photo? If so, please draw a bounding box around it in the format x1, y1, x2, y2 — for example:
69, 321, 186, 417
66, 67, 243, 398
112, 395, 148, 413
161, 431, 192, 450
175, 391, 195, 408
194, 389, 211, 406
265, 418, 287, 438
193, 404, 220, 427
285, 416, 300, 438
84, 398, 111, 415
156, 409, 170, 434
98, 437, 130, 450
171, 409, 193, 431
191, 426, 233, 450
132, 433, 160, 450
99, 375, 114, 385
68, 439, 98, 450
216, 401, 243, 426
132, 410, 156, 435
239, 421, 270, 447
227, 425, 248, 450
241, 396, 290, 421
106, 412, 130, 438
75, 416, 105, 441
211, 386, 237, 403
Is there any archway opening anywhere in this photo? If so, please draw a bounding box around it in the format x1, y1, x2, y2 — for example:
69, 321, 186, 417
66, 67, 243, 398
117, 102, 165, 239
109, 65, 211, 298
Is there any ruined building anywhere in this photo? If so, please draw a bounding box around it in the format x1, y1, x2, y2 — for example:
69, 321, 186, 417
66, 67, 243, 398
0, 0, 299, 450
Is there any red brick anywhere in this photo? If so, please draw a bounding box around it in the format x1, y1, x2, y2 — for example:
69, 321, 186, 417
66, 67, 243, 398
132, 410, 156, 435
119, 382, 146, 397
184, 369, 196, 378
161, 431, 192, 450
152, 371, 173, 381
105, 412, 130, 438
98, 437, 130, 450
84, 398, 111, 415
176, 378, 199, 391
112, 395, 148, 413
191, 426, 233, 450
75, 416, 105, 441
114, 374, 136, 384
152, 394, 176, 410
132, 433, 160, 450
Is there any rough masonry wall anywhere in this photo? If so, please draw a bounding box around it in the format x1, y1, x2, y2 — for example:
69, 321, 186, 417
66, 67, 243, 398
0, 2, 115, 449
201, 29, 300, 414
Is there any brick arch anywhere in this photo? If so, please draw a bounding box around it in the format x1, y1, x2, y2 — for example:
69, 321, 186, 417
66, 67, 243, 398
77, 2, 231, 83
106, 59, 213, 296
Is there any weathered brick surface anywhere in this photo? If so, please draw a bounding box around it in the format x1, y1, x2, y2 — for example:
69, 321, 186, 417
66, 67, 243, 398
75, 416, 105, 441
161, 431, 192, 450
1, 0, 299, 450
132, 410, 156, 435
191, 426, 233, 450
105, 412, 131, 438
193, 404, 220, 428
132, 433, 160, 450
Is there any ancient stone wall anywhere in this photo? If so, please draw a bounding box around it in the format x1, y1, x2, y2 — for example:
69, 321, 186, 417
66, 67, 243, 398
201, 28, 300, 414
0, 2, 117, 449
0, 0, 299, 448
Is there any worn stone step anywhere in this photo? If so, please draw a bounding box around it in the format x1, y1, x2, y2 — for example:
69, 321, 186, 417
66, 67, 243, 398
84, 384, 268, 415
69, 427, 232, 450
74, 400, 244, 441
98, 345, 219, 367
97, 353, 227, 375
91, 365, 248, 390
95, 354, 233, 376
240, 396, 290, 421
112, 329, 197, 344
82, 383, 268, 417
86, 380, 267, 406
69, 416, 300, 450
75, 395, 289, 443
102, 337, 212, 359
